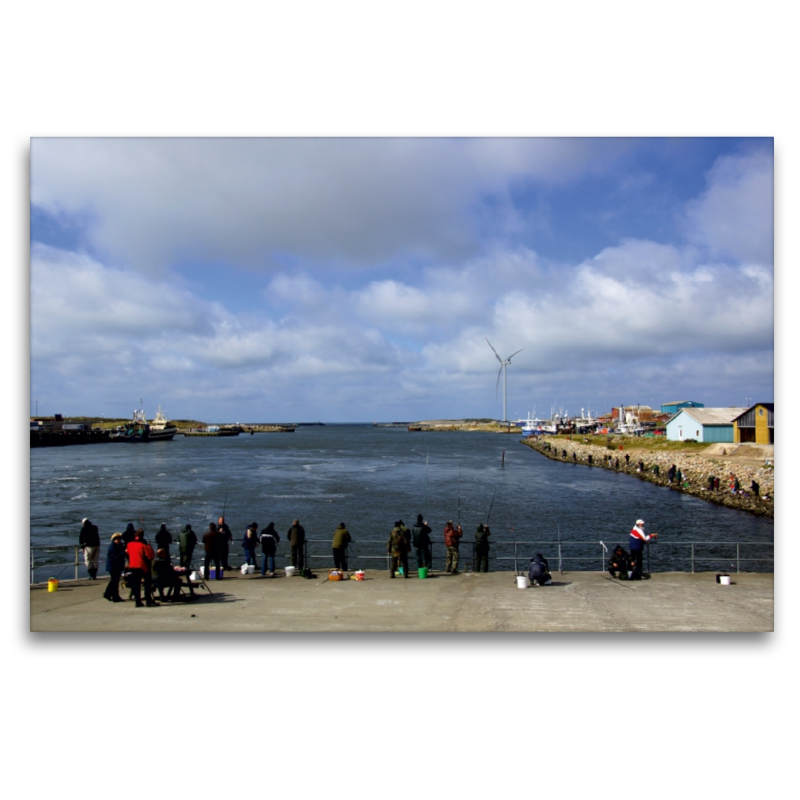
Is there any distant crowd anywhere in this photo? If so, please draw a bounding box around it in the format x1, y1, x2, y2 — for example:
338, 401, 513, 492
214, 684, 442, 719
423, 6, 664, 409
77, 514, 500, 606
76, 513, 660, 605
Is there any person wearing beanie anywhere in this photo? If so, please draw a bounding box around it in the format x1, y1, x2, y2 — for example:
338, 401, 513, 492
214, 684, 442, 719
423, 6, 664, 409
287, 519, 306, 572
179, 524, 197, 568
155, 523, 173, 555
332, 522, 352, 572
103, 533, 126, 602
259, 522, 280, 576
122, 523, 137, 545
412, 514, 432, 571
79, 518, 101, 580
474, 523, 491, 573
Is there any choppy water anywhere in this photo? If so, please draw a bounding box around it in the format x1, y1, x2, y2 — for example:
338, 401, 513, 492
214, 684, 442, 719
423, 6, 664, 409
30, 426, 774, 579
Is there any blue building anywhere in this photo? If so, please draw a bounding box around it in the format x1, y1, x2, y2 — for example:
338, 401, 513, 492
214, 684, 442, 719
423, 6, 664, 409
661, 400, 704, 415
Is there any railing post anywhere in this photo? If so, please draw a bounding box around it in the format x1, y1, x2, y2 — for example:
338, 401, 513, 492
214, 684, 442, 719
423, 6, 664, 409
31, 549, 34, 585
691, 542, 695, 574
736, 543, 740, 574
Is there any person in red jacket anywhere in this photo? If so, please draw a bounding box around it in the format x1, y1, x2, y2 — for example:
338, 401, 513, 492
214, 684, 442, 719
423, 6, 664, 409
126, 529, 157, 607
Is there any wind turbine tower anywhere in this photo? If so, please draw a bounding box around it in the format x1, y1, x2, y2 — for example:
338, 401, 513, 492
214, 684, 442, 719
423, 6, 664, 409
486, 338, 523, 423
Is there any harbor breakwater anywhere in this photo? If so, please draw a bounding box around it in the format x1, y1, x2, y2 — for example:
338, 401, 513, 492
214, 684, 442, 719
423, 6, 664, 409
522, 438, 774, 519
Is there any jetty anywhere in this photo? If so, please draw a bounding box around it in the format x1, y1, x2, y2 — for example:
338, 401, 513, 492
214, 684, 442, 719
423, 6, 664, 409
30, 569, 773, 632
523, 437, 774, 518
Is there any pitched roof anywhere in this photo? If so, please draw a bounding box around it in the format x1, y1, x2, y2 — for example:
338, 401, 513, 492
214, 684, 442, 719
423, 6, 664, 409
673, 407, 746, 425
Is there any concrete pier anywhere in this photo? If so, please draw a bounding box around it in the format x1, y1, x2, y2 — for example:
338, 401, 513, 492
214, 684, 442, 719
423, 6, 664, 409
30, 569, 773, 633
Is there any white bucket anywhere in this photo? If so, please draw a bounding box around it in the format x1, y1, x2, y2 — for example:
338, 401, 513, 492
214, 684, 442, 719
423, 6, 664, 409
285, 566, 296, 577
516, 575, 530, 589
189, 571, 201, 581
719, 575, 731, 585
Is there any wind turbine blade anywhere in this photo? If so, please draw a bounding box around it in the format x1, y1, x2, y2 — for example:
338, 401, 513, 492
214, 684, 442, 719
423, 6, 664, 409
485, 337, 502, 363
507, 349, 524, 361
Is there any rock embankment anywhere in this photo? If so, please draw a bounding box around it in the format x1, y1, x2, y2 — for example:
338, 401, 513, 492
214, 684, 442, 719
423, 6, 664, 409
523, 438, 774, 519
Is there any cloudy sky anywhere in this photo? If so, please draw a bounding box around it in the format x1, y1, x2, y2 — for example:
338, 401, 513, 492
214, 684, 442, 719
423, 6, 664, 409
30, 137, 773, 423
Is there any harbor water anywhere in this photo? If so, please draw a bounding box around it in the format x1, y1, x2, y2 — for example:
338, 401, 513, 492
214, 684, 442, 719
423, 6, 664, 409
29, 426, 774, 581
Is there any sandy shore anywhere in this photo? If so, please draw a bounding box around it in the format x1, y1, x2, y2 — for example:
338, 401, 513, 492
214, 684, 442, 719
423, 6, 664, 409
523, 438, 774, 518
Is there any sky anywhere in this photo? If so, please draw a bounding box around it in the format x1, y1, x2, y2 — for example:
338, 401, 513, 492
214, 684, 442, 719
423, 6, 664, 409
30, 137, 773, 423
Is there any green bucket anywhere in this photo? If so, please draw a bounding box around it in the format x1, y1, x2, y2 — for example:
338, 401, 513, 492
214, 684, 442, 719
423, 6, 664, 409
418, 567, 428, 579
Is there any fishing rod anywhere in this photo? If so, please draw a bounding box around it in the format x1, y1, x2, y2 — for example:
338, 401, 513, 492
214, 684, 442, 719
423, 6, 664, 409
457, 463, 461, 528
485, 485, 497, 526
424, 448, 429, 518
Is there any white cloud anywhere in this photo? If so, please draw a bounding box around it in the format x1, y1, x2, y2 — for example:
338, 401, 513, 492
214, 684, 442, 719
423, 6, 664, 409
684, 148, 773, 264
30, 138, 627, 272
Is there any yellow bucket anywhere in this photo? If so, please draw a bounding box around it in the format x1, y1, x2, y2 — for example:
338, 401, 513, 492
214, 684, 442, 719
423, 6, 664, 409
47, 578, 59, 593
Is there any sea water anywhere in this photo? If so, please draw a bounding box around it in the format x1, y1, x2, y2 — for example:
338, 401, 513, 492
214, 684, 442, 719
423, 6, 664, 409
29, 425, 774, 580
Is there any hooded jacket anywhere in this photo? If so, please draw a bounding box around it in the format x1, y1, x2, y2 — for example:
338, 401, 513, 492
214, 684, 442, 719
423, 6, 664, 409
332, 525, 351, 550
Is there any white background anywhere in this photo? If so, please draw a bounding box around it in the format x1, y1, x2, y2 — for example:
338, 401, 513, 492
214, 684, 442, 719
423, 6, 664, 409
6, 3, 795, 798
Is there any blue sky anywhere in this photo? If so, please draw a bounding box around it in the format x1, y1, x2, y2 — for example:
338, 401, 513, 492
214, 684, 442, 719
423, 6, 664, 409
30, 137, 773, 423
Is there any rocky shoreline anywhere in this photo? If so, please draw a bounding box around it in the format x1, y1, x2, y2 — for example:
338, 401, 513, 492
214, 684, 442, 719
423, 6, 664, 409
522, 437, 774, 519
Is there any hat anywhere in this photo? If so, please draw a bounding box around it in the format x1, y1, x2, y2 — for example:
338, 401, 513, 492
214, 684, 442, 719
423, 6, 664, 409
81, 518, 88, 524
111, 532, 122, 541
249, 522, 258, 529
636, 519, 645, 526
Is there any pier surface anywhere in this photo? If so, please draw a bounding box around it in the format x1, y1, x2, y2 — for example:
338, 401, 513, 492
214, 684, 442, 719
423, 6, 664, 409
30, 570, 773, 633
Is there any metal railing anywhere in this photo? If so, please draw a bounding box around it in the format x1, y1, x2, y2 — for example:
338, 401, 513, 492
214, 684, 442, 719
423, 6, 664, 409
31, 538, 774, 584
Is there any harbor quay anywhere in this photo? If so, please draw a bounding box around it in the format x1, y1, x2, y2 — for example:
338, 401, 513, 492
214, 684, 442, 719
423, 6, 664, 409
30, 569, 774, 633
522, 438, 774, 518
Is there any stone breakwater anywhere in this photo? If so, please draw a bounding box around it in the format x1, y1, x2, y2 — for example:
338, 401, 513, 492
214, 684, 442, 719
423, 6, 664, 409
522, 438, 774, 519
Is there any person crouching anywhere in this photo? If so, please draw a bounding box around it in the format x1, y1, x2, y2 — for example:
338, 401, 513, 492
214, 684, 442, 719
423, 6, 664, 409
528, 553, 552, 586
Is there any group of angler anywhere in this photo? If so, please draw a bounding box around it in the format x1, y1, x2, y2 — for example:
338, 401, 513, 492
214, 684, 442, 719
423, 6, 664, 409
78, 514, 498, 599
385, 516, 492, 577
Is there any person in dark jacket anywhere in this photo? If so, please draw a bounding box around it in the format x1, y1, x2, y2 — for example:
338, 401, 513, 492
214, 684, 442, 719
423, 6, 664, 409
152, 548, 184, 600
412, 514, 432, 570
388, 521, 409, 578
122, 523, 137, 546
179, 524, 197, 568
474, 524, 491, 572
332, 522, 352, 571
203, 522, 222, 580
287, 520, 306, 571
217, 516, 234, 570
608, 545, 630, 579
103, 533, 127, 602
79, 518, 101, 580
243, 523, 259, 567
260, 522, 280, 576
527, 554, 551, 586
155, 524, 173, 555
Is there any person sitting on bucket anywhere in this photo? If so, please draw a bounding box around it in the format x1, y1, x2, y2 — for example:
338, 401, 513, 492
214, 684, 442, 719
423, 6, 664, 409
528, 553, 551, 586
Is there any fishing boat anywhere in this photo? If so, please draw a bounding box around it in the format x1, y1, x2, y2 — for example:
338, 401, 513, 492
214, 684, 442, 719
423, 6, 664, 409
147, 406, 177, 440
110, 403, 176, 442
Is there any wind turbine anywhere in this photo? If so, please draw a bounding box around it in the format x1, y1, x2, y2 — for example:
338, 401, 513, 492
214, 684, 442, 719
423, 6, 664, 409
486, 338, 523, 423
